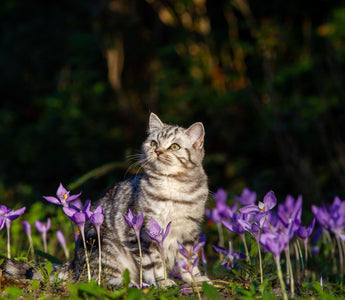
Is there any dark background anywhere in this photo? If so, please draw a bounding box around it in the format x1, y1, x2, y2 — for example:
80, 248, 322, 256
2, 0, 345, 211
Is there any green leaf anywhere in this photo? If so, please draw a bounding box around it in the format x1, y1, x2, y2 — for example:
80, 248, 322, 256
122, 269, 130, 287
35, 249, 62, 265
78, 281, 105, 296
126, 288, 144, 300
45, 261, 53, 276
202, 282, 222, 300
30, 279, 40, 292
4, 286, 24, 298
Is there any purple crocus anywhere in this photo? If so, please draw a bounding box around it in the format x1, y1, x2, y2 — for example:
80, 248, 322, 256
178, 240, 205, 260
146, 218, 171, 286
237, 217, 264, 282
277, 195, 302, 228
0, 205, 26, 258
22, 220, 34, 256
63, 200, 92, 281
35, 218, 51, 253
178, 257, 199, 274
235, 187, 257, 206
88, 204, 104, 285
123, 209, 144, 239
43, 182, 81, 207
146, 218, 171, 250
239, 190, 277, 227
123, 208, 144, 286
295, 218, 316, 264
57, 230, 69, 259
213, 242, 246, 270
213, 188, 227, 203
260, 231, 289, 259
240, 190, 277, 215
295, 218, 316, 241
312, 196, 345, 240
89, 205, 104, 230
63, 200, 91, 228
222, 213, 251, 263
260, 230, 289, 300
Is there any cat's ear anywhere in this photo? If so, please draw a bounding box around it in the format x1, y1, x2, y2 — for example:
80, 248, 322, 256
148, 113, 164, 132
186, 122, 205, 149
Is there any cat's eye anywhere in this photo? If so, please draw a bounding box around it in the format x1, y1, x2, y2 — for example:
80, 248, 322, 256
150, 140, 157, 147
170, 143, 180, 151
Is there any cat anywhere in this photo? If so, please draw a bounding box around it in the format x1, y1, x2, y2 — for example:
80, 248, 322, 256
1, 113, 209, 287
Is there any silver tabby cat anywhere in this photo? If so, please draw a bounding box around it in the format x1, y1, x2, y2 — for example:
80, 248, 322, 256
1, 113, 209, 286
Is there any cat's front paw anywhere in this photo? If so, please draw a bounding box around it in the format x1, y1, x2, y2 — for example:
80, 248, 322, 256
193, 275, 211, 284
160, 278, 176, 287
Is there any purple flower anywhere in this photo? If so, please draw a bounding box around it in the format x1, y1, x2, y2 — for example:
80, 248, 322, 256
205, 208, 221, 224
178, 257, 199, 274
239, 190, 277, 226
178, 241, 205, 260
312, 196, 345, 240
57, 229, 70, 259
235, 187, 257, 206
277, 195, 302, 228
89, 205, 104, 229
22, 220, 31, 237
213, 242, 246, 270
36, 218, 51, 253
199, 233, 207, 266
171, 264, 182, 280
260, 231, 289, 259
123, 209, 143, 238
57, 229, 66, 248
63, 200, 91, 227
0, 205, 26, 227
213, 188, 227, 203
43, 182, 81, 207
0, 205, 26, 258
237, 218, 262, 242
146, 218, 171, 249
0, 217, 5, 231
295, 218, 316, 241
222, 213, 249, 235
239, 190, 277, 215
35, 218, 51, 233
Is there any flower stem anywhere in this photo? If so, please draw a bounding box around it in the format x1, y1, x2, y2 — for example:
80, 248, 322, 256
217, 223, 225, 260
256, 238, 263, 283
285, 247, 294, 295
275, 255, 288, 300
29, 236, 35, 259
137, 236, 143, 287
6, 223, 11, 259
336, 235, 344, 279
241, 234, 251, 264
160, 248, 167, 287
43, 232, 47, 253
96, 227, 102, 285
80, 228, 91, 282
191, 275, 201, 300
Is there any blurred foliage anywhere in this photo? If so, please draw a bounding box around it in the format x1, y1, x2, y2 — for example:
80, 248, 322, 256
1, 0, 345, 211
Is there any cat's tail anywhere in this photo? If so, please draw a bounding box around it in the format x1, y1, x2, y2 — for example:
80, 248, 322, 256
0, 256, 73, 282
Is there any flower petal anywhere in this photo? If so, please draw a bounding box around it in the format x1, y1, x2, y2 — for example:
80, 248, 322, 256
149, 218, 161, 235
43, 196, 62, 205
163, 221, 172, 241
263, 190, 277, 210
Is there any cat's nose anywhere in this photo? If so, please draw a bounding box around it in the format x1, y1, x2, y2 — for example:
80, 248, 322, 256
155, 148, 164, 156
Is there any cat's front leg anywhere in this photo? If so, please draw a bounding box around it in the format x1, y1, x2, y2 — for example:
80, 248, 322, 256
141, 249, 176, 287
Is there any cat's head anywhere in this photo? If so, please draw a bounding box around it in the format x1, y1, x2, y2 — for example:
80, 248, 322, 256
141, 113, 205, 176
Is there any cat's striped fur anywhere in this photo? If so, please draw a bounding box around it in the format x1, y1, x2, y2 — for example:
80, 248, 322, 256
1, 113, 209, 287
